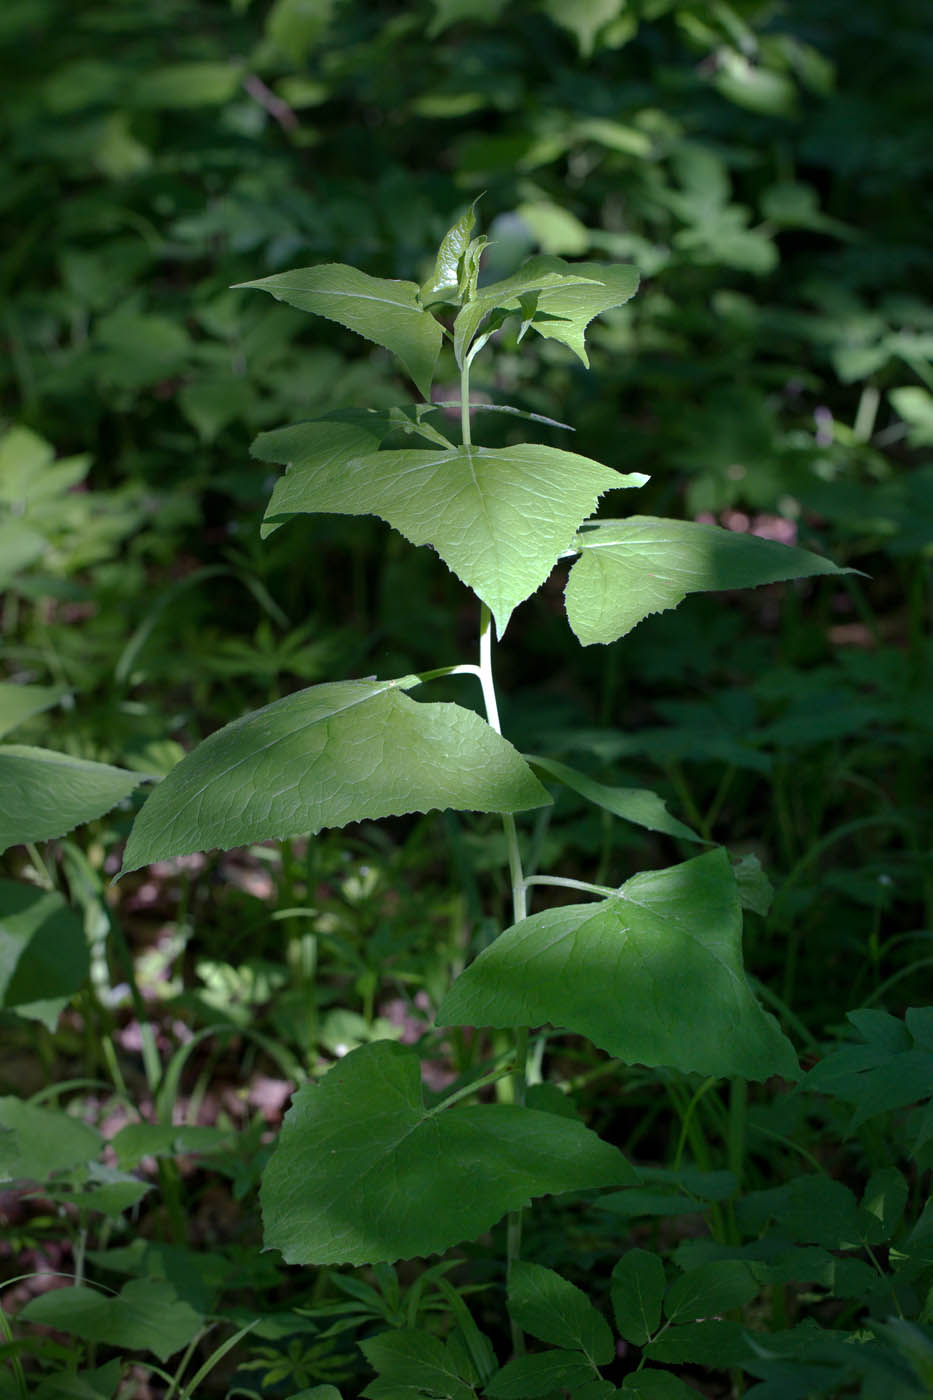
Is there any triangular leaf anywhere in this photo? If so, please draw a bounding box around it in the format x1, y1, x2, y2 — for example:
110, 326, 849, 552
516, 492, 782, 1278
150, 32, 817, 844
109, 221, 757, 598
0, 682, 68, 740
0, 879, 88, 1027
19, 1279, 202, 1362
565, 516, 852, 646
261, 1039, 633, 1265
0, 746, 141, 853
453, 265, 599, 367
234, 264, 443, 399
265, 442, 642, 634
526, 754, 703, 843
120, 679, 550, 875
508, 1261, 614, 1365
437, 849, 800, 1081
523, 257, 640, 365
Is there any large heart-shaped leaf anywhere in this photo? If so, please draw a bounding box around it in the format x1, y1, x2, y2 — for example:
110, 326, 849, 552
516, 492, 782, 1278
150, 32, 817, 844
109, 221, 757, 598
234, 264, 442, 399
120, 678, 550, 875
252, 441, 643, 634
0, 880, 89, 1028
261, 1039, 633, 1265
565, 516, 851, 646
0, 746, 142, 853
523, 257, 640, 365
437, 849, 799, 1082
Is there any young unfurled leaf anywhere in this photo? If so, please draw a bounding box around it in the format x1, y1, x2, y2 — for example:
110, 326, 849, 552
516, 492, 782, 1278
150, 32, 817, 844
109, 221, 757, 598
0, 746, 141, 853
255, 441, 643, 634
508, 1261, 614, 1365
261, 1039, 633, 1265
120, 679, 550, 875
437, 848, 800, 1081
422, 198, 481, 302
234, 264, 443, 399
565, 516, 852, 646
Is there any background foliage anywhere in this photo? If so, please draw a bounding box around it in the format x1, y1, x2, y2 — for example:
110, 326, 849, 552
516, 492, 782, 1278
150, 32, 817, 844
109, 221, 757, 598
1, 0, 931, 1395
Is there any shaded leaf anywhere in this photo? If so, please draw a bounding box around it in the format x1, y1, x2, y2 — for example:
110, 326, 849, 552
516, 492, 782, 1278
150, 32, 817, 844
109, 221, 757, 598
644, 1319, 752, 1367
611, 1249, 666, 1346
438, 849, 799, 1081
508, 1261, 614, 1365
0, 1098, 102, 1184
261, 1039, 633, 1265
0, 879, 88, 1028
0, 682, 68, 740
272, 442, 642, 634
486, 1350, 595, 1398
0, 745, 141, 852
621, 1369, 697, 1399
120, 679, 550, 874
565, 516, 851, 646
361, 1330, 475, 1400
664, 1260, 759, 1322
526, 754, 702, 843
234, 264, 443, 399
20, 1279, 202, 1362
522, 257, 640, 364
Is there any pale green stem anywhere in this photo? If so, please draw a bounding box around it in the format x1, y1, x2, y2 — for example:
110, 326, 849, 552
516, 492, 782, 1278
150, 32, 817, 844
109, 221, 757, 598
524, 875, 615, 899
460, 359, 472, 448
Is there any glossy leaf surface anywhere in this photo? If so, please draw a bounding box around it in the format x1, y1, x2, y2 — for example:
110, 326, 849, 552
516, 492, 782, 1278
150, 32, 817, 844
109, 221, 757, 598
234, 264, 442, 399
121, 679, 549, 874
438, 849, 799, 1081
0, 746, 141, 852
261, 1039, 633, 1265
566, 516, 850, 646
263, 441, 641, 634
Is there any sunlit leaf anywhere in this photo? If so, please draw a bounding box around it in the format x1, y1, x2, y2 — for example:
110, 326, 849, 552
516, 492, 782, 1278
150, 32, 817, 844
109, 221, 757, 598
120, 679, 550, 874
234, 264, 443, 399
438, 849, 800, 1081
453, 265, 599, 366
565, 516, 851, 645
261, 1039, 633, 1265
522, 257, 640, 364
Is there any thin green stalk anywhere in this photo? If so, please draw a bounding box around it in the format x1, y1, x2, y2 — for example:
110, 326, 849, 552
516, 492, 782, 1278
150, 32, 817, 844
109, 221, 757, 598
524, 875, 615, 899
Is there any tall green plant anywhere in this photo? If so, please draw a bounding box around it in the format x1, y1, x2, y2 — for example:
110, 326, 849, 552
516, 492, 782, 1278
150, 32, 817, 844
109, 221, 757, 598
119, 206, 850, 1382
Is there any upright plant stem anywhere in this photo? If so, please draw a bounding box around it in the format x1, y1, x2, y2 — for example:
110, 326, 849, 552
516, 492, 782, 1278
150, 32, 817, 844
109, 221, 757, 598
465, 349, 528, 1351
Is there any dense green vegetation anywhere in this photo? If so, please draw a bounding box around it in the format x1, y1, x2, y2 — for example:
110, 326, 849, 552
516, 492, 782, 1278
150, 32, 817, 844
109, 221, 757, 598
1, 1, 931, 1396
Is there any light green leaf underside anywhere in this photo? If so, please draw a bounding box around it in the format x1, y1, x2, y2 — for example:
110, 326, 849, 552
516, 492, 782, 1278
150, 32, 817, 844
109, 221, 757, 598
0, 746, 141, 853
0, 880, 89, 1029
234, 264, 442, 400
566, 516, 851, 646
261, 1039, 633, 1265
437, 849, 799, 1082
259, 441, 642, 634
526, 754, 703, 843
522, 257, 640, 365
0, 682, 68, 740
453, 266, 599, 366
120, 679, 550, 875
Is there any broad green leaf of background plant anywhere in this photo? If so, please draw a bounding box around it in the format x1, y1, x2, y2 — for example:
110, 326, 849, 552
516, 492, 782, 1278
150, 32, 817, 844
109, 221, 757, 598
428, 0, 508, 38
526, 754, 703, 843
611, 1249, 667, 1346
437, 848, 800, 1081
120, 679, 550, 874
19, 1279, 202, 1362
0, 880, 88, 1028
452, 265, 600, 367
261, 1039, 633, 1265
0, 1098, 102, 1183
621, 1370, 698, 1399
360, 1329, 477, 1400
565, 516, 851, 645
522, 257, 640, 365
508, 1261, 614, 1364
0, 519, 46, 587
0, 746, 142, 853
33, 1359, 123, 1400
540, 0, 631, 58
486, 1350, 596, 1398
0, 682, 68, 739
266, 442, 643, 634
234, 264, 442, 399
